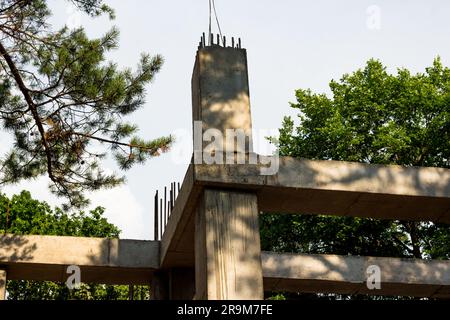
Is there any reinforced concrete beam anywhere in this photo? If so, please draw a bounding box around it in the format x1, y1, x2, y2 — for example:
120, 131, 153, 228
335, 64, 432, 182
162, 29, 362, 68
195, 157, 450, 223
262, 252, 450, 299
0, 234, 160, 285
2, 235, 449, 299
161, 157, 450, 268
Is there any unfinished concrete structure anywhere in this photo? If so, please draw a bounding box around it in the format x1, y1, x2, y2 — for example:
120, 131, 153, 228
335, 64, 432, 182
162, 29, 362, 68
1, 38, 450, 300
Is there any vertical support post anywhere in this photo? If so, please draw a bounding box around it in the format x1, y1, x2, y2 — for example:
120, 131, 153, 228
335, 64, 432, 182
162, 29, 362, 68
0, 268, 6, 300
191, 40, 260, 300
151, 271, 169, 300
169, 268, 195, 300
195, 189, 264, 300
151, 269, 195, 300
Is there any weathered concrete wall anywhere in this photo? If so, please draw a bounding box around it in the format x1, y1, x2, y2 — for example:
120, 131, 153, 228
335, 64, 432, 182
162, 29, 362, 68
0, 234, 160, 285
262, 252, 450, 298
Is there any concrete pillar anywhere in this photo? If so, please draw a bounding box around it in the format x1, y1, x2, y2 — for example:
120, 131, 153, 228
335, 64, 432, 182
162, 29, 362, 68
151, 271, 169, 300
191, 39, 262, 300
0, 268, 6, 300
195, 189, 264, 300
192, 46, 254, 161
151, 268, 195, 300
169, 268, 195, 300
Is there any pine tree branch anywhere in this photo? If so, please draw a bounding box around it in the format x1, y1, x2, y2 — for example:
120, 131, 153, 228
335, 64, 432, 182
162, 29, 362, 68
0, 0, 29, 15
0, 40, 56, 182
72, 132, 160, 153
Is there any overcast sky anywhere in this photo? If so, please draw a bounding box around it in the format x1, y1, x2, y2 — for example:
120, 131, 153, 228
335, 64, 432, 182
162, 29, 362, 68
1, 0, 450, 239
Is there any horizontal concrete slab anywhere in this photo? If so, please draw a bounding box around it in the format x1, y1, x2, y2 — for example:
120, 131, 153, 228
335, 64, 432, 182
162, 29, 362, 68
262, 252, 450, 299
0, 234, 160, 285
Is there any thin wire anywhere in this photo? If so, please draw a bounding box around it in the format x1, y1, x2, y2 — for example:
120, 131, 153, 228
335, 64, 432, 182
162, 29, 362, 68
212, 0, 224, 45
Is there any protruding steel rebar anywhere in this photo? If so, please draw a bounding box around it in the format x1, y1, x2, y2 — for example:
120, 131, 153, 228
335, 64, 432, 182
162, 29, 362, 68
164, 186, 167, 227
154, 180, 182, 239
159, 198, 163, 239
173, 182, 176, 205
154, 191, 158, 241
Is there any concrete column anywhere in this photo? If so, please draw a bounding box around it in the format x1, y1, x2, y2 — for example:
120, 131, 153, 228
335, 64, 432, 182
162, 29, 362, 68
0, 269, 6, 300
151, 268, 195, 300
191, 38, 262, 300
192, 46, 254, 160
151, 271, 169, 300
195, 189, 264, 300
169, 268, 195, 300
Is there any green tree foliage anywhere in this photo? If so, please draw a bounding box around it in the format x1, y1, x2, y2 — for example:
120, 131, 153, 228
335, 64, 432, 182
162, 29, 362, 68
0, 190, 149, 300
275, 58, 450, 168
264, 58, 450, 295
0, 0, 172, 208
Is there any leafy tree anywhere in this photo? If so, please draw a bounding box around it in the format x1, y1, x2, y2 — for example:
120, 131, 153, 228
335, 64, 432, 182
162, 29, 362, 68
263, 58, 450, 298
1, 190, 149, 300
0, 0, 172, 208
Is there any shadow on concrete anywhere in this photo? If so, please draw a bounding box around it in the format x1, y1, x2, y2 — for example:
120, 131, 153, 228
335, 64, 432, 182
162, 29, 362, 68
0, 234, 158, 287
192, 46, 254, 158
261, 251, 450, 299
0, 234, 36, 263
153, 43, 450, 299
257, 159, 450, 298
193, 46, 252, 132
192, 158, 450, 299
252, 157, 450, 223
